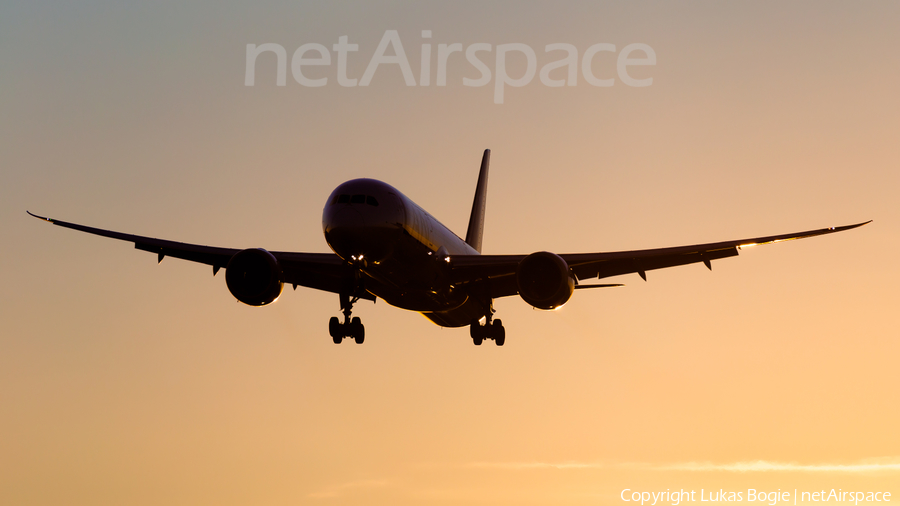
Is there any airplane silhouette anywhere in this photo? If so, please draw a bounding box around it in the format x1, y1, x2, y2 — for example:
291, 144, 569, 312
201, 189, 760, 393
29, 150, 869, 346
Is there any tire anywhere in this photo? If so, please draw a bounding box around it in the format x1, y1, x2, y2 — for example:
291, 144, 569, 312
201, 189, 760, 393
329, 317, 342, 344
329, 316, 340, 337
471, 319, 487, 345
493, 320, 505, 346
469, 319, 481, 339
351, 317, 365, 344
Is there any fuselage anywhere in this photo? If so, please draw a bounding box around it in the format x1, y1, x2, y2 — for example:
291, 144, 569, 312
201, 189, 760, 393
322, 178, 484, 327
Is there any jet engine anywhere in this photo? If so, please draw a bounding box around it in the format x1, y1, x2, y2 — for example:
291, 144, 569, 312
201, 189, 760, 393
516, 251, 575, 310
225, 248, 284, 306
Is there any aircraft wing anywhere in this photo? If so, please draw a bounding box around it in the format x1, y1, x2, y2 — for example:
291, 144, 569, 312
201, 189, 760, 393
27, 211, 356, 297
449, 221, 871, 299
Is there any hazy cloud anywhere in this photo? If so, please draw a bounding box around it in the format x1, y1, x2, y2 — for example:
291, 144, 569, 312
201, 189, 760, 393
657, 458, 900, 473
307, 479, 389, 499
468, 457, 900, 473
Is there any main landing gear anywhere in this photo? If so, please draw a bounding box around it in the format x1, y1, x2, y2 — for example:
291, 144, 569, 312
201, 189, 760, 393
330, 293, 365, 344
470, 318, 505, 346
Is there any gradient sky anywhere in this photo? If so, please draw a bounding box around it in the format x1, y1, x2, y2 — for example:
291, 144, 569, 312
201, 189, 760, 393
2, 1, 899, 505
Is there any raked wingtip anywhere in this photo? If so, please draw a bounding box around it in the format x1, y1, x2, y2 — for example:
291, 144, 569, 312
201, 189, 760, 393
26, 210, 51, 221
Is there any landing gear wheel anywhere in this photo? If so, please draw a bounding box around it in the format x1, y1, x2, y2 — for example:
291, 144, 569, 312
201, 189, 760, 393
332, 292, 367, 344
329, 317, 342, 344
470, 318, 506, 346
470, 319, 483, 345
493, 319, 505, 346
351, 317, 365, 344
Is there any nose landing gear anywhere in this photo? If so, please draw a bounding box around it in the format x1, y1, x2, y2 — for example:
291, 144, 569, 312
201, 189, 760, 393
470, 318, 505, 346
330, 293, 365, 344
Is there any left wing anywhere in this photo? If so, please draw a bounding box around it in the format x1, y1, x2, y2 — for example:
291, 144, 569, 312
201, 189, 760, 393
450, 221, 871, 299
27, 211, 361, 298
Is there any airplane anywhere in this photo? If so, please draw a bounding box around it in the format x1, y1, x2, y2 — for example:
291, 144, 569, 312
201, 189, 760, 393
29, 149, 869, 346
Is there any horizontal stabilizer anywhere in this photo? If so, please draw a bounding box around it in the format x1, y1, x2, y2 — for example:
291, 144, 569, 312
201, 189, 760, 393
574, 283, 624, 290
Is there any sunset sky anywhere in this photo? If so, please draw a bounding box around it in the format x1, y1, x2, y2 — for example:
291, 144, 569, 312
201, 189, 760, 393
2, 1, 899, 505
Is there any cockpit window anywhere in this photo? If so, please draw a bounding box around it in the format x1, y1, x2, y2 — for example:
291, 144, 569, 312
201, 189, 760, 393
332, 193, 379, 206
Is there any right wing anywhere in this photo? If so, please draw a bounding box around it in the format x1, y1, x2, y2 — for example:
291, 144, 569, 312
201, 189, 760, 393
450, 221, 871, 299
27, 211, 366, 299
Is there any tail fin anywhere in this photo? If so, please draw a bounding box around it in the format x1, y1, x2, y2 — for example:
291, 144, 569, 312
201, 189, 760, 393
465, 149, 490, 253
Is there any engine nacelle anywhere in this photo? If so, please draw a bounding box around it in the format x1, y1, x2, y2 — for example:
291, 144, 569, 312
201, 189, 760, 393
225, 248, 284, 306
516, 251, 575, 310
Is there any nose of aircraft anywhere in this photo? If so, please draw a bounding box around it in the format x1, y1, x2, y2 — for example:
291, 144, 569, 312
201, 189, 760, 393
324, 205, 364, 257
328, 206, 366, 230
323, 191, 402, 263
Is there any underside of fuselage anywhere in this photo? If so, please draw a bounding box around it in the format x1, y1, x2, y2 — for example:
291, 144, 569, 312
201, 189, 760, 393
322, 178, 488, 327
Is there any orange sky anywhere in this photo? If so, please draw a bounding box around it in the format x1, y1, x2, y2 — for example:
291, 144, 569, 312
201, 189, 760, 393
2, 2, 899, 505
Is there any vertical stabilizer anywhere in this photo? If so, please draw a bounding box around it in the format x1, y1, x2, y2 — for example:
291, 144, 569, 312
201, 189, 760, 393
465, 149, 490, 253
